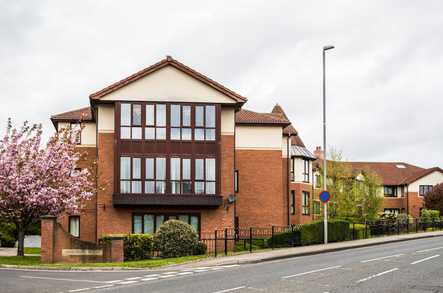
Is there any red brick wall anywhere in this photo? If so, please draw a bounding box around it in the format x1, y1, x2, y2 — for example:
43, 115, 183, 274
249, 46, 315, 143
235, 149, 286, 228
407, 192, 424, 218
382, 197, 407, 213
290, 182, 314, 224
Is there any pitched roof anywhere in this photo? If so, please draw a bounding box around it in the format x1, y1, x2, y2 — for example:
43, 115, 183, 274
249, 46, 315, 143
235, 109, 290, 126
271, 104, 305, 147
51, 106, 93, 128
403, 167, 443, 184
89, 56, 247, 104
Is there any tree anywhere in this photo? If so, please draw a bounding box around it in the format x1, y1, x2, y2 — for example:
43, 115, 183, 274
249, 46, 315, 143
0, 120, 93, 256
424, 183, 443, 215
318, 150, 383, 222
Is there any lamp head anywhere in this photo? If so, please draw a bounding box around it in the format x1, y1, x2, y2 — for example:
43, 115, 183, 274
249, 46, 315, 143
323, 45, 335, 51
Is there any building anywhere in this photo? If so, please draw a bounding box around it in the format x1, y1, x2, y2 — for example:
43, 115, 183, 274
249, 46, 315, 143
50, 56, 319, 243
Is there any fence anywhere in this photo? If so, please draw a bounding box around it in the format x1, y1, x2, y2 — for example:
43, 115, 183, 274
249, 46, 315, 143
200, 218, 443, 257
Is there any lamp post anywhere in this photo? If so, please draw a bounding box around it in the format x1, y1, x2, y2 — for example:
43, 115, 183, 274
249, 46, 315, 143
323, 45, 334, 244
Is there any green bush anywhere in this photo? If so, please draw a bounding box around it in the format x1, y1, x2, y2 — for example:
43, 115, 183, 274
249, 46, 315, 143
123, 234, 154, 261
0, 220, 16, 247
351, 223, 370, 239
154, 220, 200, 258
301, 220, 350, 245
192, 241, 208, 255
421, 208, 440, 223
270, 230, 301, 247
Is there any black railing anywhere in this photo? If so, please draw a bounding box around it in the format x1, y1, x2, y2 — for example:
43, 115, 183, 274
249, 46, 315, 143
200, 218, 443, 257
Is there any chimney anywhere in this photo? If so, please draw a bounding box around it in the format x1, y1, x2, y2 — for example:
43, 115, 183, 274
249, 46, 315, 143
314, 146, 324, 160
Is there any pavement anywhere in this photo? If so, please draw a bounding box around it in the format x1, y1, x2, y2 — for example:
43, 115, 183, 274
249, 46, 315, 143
0, 248, 39, 257
1, 235, 443, 292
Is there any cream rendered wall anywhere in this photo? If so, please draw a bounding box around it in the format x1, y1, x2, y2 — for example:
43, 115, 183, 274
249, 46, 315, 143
97, 105, 115, 132
221, 107, 235, 135
282, 137, 289, 158
235, 126, 282, 150
292, 157, 312, 183
409, 171, 443, 192
100, 66, 236, 104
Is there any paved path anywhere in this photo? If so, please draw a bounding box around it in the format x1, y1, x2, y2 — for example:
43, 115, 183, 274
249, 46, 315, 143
1, 236, 443, 292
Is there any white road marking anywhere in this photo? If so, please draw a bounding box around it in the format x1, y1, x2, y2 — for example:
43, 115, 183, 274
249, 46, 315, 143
141, 277, 158, 281
20, 275, 105, 284
158, 274, 176, 278
177, 272, 194, 275
93, 284, 114, 289
193, 269, 208, 273
360, 254, 404, 263
416, 246, 443, 253
162, 271, 178, 275
411, 254, 440, 265
281, 265, 342, 279
220, 265, 240, 268
143, 274, 159, 277
68, 288, 92, 293
125, 277, 142, 280
118, 280, 139, 285
212, 286, 246, 293
194, 266, 212, 270
356, 268, 399, 283
105, 280, 123, 284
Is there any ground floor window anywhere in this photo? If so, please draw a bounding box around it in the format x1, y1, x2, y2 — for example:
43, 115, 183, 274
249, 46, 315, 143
313, 201, 321, 215
384, 208, 400, 216
132, 213, 200, 234
69, 216, 80, 237
302, 191, 310, 215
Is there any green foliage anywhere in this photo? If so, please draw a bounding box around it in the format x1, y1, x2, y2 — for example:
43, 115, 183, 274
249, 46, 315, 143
351, 223, 370, 239
123, 234, 154, 261
99, 235, 112, 245
153, 220, 200, 258
0, 219, 16, 247
424, 183, 443, 214
301, 220, 350, 245
192, 241, 208, 255
421, 208, 440, 223
235, 239, 268, 251
270, 229, 301, 247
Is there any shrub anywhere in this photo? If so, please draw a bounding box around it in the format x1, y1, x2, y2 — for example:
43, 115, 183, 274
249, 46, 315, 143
192, 241, 208, 255
351, 223, 370, 239
123, 234, 154, 261
0, 220, 16, 247
270, 229, 301, 247
301, 219, 350, 245
154, 220, 200, 258
421, 208, 440, 223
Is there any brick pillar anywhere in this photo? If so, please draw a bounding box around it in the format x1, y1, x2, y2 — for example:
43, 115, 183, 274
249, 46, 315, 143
110, 238, 124, 262
40, 215, 56, 263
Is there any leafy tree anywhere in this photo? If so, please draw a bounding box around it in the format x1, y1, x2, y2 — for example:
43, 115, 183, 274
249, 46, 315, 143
0, 120, 93, 256
424, 183, 443, 215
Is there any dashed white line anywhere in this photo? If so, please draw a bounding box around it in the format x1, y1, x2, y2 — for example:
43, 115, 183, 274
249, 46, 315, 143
281, 265, 342, 279
92, 284, 114, 289
416, 246, 443, 253
162, 271, 178, 275
141, 277, 158, 281
411, 254, 440, 265
158, 274, 176, 279
106, 280, 123, 284
177, 272, 194, 275
117, 280, 139, 285
124, 277, 142, 280
212, 286, 246, 293
356, 268, 399, 283
20, 276, 105, 284
360, 254, 404, 263
68, 288, 92, 293
143, 274, 159, 278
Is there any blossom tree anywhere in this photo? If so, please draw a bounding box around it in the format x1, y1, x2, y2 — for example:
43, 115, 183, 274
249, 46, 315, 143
0, 120, 93, 256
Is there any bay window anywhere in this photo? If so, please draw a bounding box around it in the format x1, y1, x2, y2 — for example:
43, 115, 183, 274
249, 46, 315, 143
145, 104, 166, 140
120, 157, 141, 193
171, 105, 192, 140
133, 213, 200, 234
195, 105, 216, 141
195, 158, 216, 194
120, 103, 142, 139
145, 157, 166, 194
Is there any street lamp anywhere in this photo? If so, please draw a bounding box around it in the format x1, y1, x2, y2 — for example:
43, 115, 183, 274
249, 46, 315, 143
323, 45, 334, 244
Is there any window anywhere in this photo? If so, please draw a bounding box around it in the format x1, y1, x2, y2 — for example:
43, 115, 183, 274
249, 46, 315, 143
303, 160, 310, 182
69, 216, 80, 237
290, 158, 295, 182
145, 104, 166, 140
290, 191, 295, 215
384, 208, 400, 216
315, 174, 321, 188
419, 185, 433, 196
120, 157, 141, 193
133, 213, 200, 234
170, 158, 192, 194
234, 170, 239, 193
313, 201, 321, 215
302, 191, 310, 215
120, 103, 142, 139
145, 157, 166, 194
170, 105, 192, 140
195, 158, 216, 194
70, 123, 81, 144
195, 105, 216, 141
384, 186, 397, 197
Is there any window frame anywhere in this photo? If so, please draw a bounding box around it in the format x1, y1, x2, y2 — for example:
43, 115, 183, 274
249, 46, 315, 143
119, 156, 142, 194
303, 159, 310, 183
419, 185, 433, 196
132, 213, 201, 235
384, 186, 397, 197
69, 216, 80, 238
69, 122, 82, 145
290, 158, 295, 182
290, 190, 295, 215
302, 191, 310, 215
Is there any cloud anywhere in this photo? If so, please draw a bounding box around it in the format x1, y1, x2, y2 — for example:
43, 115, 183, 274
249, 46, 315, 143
0, 0, 442, 167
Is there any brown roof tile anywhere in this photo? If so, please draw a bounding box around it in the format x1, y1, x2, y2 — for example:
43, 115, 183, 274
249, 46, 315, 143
51, 106, 93, 122
271, 104, 305, 146
89, 56, 247, 104
235, 109, 290, 126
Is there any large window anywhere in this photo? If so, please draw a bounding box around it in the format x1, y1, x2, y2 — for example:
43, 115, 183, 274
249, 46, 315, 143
384, 186, 397, 197
195, 158, 216, 194
290, 191, 295, 215
145, 104, 166, 140
302, 191, 310, 215
120, 156, 216, 195
133, 213, 200, 234
303, 160, 310, 182
419, 185, 433, 196
120, 157, 142, 193
120, 103, 142, 139
313, 201, 321, 215
290, 158, 295, 182
119, 103, 217, 141
145, 157, 166, 194
69, 216, 80, 237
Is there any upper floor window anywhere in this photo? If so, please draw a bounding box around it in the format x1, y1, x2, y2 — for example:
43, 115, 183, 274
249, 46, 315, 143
290, 158, 295, 182
195, 158, 216, 194
120, 103, 142, 139
119, 103, 217, 141
384, 186, 397, 197
145, 157, 166, 194
419, 185, 433, 196
170, 157, 192, 194
303, 160, 310, 183
145, 104, 166, 140
70, 123, 81, 144
120, 157, 142, 193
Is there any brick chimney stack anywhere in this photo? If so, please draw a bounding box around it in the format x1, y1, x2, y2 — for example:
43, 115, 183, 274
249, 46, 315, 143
314, 146, 324, 160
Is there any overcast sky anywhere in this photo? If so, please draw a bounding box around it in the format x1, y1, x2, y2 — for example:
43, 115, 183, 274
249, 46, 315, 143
1, 1, 442, 168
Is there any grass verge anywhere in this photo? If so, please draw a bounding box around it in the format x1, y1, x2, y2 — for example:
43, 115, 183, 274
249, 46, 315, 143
24, 247, 41, 254
0, 255, 207, 269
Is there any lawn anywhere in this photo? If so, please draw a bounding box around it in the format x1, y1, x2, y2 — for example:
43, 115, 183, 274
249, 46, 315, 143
0, 254, 207, 269
24, 247, 41, 254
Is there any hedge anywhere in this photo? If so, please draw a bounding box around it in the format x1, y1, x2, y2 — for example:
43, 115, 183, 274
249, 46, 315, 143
123, 234, 154, 261
270, 229, 301, 247
300, 219, 350, 245
351, 223, 370, 239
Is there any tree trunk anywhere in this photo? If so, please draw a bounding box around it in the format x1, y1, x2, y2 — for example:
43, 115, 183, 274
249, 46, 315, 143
17, 224, 25, 257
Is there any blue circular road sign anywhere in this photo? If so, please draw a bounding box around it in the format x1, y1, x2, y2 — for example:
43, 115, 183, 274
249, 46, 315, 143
319, 190, 331, 203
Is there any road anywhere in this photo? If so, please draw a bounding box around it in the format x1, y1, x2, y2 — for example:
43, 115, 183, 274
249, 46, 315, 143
1, 237, 442, 293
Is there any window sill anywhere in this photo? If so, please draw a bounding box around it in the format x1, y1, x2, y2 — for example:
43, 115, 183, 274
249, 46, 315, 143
113, 193, 223, 207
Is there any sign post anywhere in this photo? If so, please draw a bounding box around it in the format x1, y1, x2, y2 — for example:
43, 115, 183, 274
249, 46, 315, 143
319, 190, 331, 244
